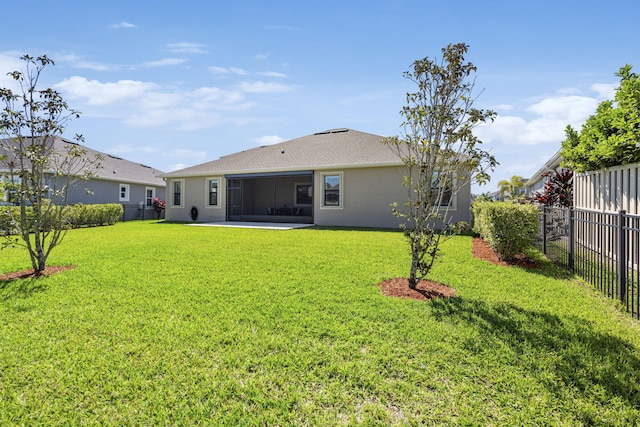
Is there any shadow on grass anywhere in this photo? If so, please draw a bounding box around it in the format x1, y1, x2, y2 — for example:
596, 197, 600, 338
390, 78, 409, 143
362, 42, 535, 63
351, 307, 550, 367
430, 297, 640, 415
512, 254, 575, 281
0, 278, 48, 301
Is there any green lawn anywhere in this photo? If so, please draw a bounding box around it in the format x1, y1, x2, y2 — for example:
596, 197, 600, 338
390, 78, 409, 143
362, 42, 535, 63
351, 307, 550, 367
1, 221, 640, 425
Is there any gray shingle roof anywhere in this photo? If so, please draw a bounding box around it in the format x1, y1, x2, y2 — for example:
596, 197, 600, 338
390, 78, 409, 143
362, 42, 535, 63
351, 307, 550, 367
162, 128, 402, 178
0, 137, 165, 186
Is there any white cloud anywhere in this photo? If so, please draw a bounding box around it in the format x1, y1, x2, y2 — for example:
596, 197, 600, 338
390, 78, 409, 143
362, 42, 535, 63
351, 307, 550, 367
591, 82, 616, 100
54, 75, 259, 130
142, 58, 188, 67
209, 66, 230, 75
491, 104, 514, 112
0, 51, 26, 90
557, 87, 581, 95
55, 77, 157, 105
74, 61, 116, 71
166, 42, 208, 54
473, 85, 619, 192
255, 53, 270, 60
209, 66, 248, 76
168, 163, 187, 172
477, 93, 600, 146
526, 95, 598, 123
239, 80, 296, 93
255, 135, 284, 145
259, 71, 287, 78
230, 67, 248, 76
110, 22, 137, 29
53, 54, 117, 71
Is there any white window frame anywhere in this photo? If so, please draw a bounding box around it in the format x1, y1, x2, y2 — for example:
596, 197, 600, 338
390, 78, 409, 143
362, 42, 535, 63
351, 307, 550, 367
170, 179, 184, 207
145, 187, 156, 207
205, 177, 221, 208
119, 183, 130, 202
320, 171, 343, 210
432, 172, 457, 210
294, 182, 313, 207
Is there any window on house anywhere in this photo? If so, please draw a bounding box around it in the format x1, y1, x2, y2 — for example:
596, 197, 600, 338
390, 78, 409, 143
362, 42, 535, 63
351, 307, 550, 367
119, 183, 130, 202
321, 172, 342, 208
431, 172, 455, 208
171, 180, 183, 207
145, 187, 155, 207
207, 178, 220, 207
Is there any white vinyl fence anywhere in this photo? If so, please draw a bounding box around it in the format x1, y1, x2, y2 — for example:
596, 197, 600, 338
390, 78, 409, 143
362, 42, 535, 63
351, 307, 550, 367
574, 162, 640, 214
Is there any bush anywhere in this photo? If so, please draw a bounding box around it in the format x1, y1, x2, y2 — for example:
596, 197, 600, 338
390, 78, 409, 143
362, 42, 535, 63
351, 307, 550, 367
0, 203, 123, 234
472, 201, 539, 261
66, 204, 123, 227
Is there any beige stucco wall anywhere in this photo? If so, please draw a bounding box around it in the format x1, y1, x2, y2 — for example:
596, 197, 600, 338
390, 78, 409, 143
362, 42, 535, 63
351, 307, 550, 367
164, 166, 472, 227
314, 166, 471, 229
164, 176, 226, 222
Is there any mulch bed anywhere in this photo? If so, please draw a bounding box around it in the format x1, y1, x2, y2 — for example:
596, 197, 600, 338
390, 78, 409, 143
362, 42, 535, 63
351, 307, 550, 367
379, 237, 539, 301
470, 237, 540, 269
0, 265, 76, 281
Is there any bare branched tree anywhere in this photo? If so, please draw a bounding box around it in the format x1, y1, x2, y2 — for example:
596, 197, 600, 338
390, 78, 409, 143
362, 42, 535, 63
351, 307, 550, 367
382, 43, 497, 288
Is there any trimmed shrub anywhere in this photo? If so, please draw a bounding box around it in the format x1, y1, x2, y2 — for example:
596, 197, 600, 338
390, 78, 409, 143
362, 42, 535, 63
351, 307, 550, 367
66, 203, 123, 227
0, 203, 123, 234
472, 201, 539, 261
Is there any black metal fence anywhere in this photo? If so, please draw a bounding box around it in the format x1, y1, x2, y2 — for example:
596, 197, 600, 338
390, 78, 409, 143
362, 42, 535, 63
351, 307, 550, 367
537, 207, 640, 319
120, 204, 164, 222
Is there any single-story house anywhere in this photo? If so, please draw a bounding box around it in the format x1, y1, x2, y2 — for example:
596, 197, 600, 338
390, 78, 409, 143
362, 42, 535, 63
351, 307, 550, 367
0, 136, 166, 220
524, 150, 563, 197
161, 128, 472, 229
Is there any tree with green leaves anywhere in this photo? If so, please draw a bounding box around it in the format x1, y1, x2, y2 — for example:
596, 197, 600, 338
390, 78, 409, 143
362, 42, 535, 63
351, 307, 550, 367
0, 55, 101, 275
382, 43, 497, 289
497, 175, 525, 200
561, 64, 640, 172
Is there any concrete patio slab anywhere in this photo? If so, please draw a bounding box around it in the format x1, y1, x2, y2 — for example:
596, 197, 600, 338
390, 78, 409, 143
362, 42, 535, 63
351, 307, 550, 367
184, 221, 314, 230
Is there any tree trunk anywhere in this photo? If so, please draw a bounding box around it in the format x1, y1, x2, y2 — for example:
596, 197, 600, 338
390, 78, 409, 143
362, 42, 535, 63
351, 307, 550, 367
408, 253, 419, 289
36, 247, 47, 275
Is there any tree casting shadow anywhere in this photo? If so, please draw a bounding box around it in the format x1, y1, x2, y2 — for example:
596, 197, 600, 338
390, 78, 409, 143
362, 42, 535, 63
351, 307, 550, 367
430, 296, 640, 418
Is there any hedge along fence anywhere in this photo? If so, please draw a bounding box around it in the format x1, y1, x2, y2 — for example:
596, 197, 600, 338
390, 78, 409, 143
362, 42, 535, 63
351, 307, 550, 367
0, 203, 123, 235
472, 201, 539, 261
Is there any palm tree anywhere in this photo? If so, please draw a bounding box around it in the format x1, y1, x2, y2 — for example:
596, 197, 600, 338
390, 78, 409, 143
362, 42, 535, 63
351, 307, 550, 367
498, 175, 526, 200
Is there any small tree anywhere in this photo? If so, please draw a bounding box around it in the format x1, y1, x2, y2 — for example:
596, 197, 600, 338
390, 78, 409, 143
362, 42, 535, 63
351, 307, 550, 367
0, 55, 101, 275
497, 175, 525, 200
382, 43, 497, 289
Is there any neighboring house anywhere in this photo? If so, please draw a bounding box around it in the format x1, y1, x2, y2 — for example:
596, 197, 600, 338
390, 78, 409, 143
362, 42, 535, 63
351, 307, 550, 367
0, 137, 166, 220
524, 150, 563, 197
487, 190, 504, 201
161, 128, 472, 229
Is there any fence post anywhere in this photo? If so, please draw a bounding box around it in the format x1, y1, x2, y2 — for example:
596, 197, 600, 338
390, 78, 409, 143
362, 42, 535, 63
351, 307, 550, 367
617, 210, 627, 303
568, 207, 575, 271
542, 208, 547, 255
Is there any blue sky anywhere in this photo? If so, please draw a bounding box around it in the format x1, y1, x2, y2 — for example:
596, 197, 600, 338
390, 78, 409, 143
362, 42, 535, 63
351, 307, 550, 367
1, 0, 638, 193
